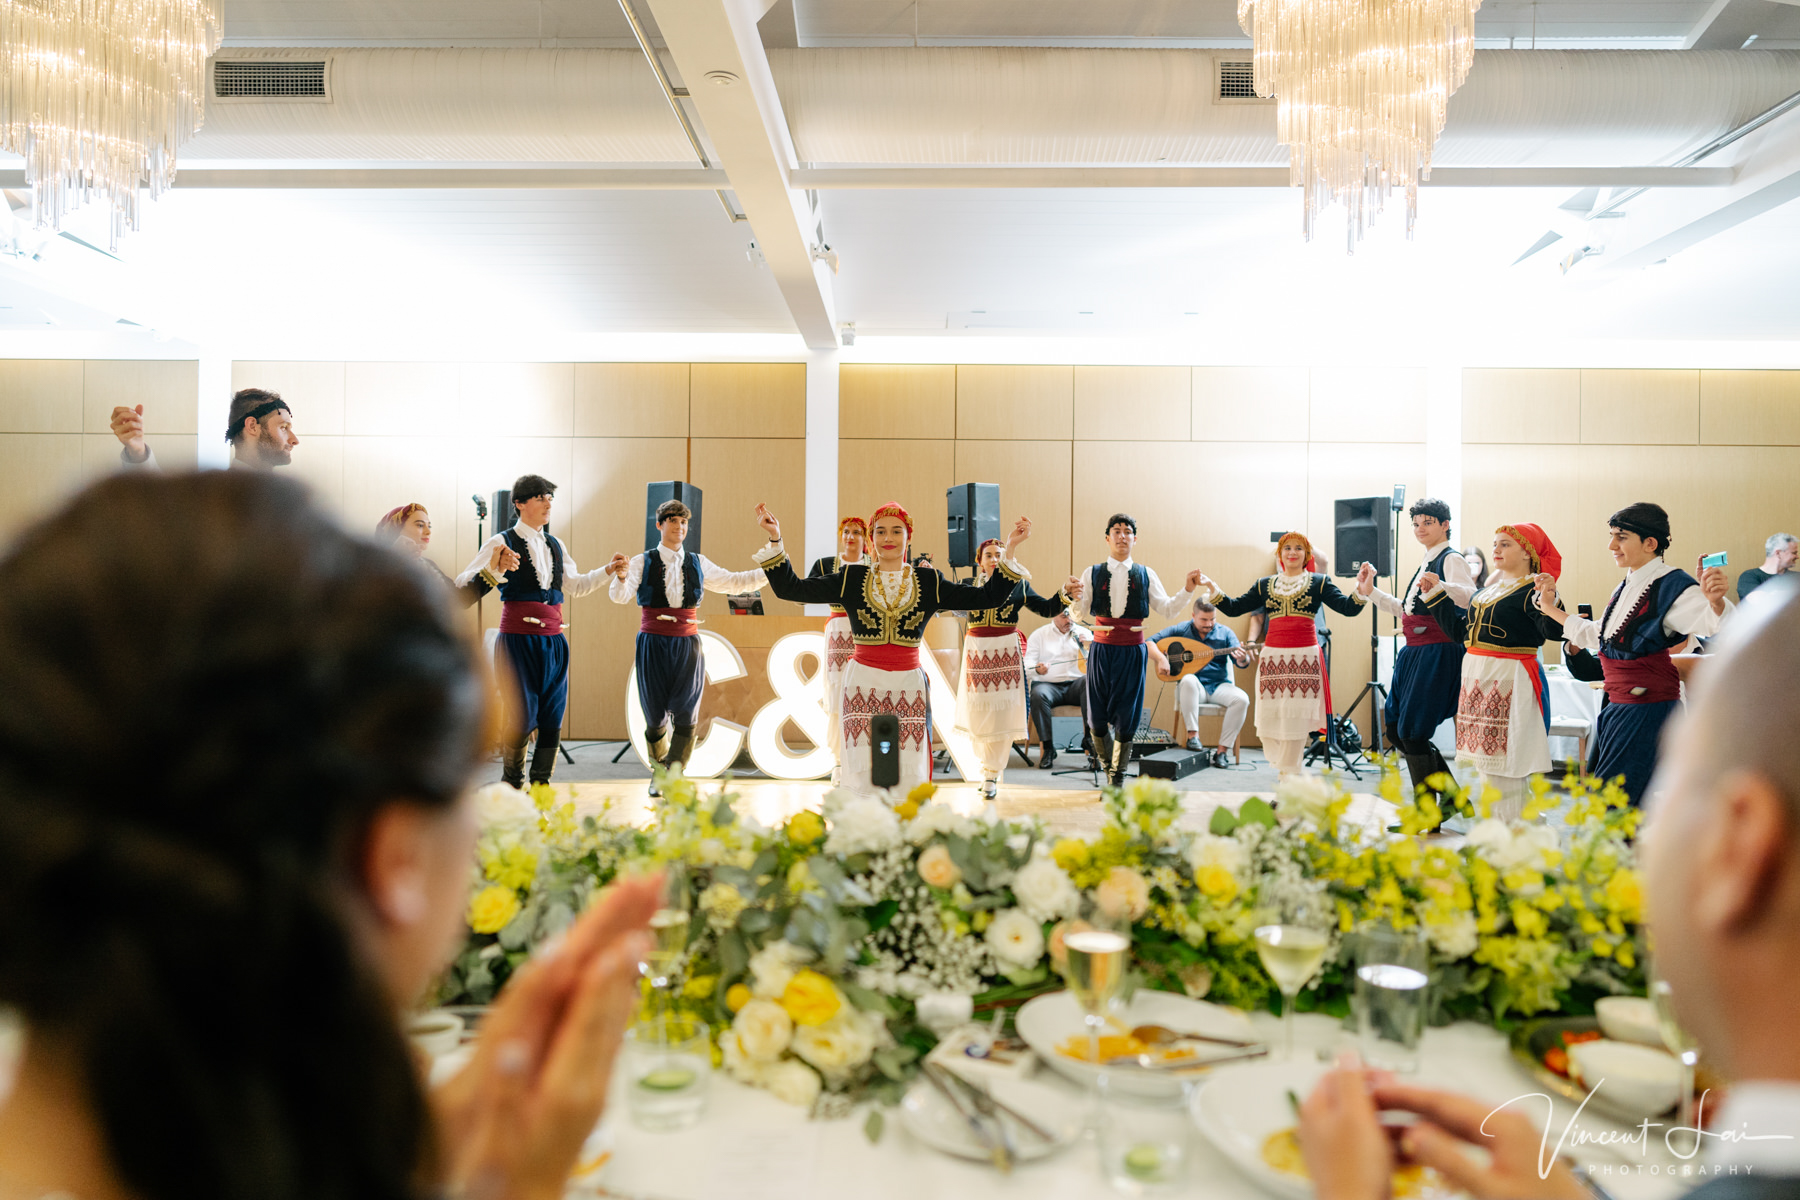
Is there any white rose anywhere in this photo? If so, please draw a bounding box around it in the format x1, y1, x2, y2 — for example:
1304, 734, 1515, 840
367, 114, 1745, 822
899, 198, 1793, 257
1012, 854, 1081, 923
472, 782, 537, 832
696, 837, 726, 865
748, 940, 812, 1000
1094, 866, 1151, 922
824, 797, 904, 856
985, 908, 1046, 969
907, 801, 975, 844
760, 1059, 824, 1108
791, 1007, 879, 1081
730, 999, 794, 1063
1467, 820, 1556, 871
1186, 833, 1248, 881
1427, 912, 1479, 959
1276, 775, 1339, 830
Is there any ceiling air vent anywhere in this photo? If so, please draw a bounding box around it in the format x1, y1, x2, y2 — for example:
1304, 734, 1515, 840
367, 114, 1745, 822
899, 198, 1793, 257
213, 60, 328, 100
1218, 60, 1257, 99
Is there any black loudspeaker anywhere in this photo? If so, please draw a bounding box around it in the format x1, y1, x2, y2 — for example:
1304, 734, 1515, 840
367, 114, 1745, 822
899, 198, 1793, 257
869, 712, 902, 788
645, 481, 703, 555
946, 482, 1001, 569
492, 489, 516, 534
1333, 496, 1391, 577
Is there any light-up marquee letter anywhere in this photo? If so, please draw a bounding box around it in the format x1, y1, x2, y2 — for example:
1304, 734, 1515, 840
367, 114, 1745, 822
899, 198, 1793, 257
625, 630, 748, 778
746, 633, 835, 780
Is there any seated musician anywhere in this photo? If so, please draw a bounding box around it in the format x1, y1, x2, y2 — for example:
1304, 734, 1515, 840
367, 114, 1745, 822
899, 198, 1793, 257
1151, 598, 1251, 768
1024, 609, 1091, 769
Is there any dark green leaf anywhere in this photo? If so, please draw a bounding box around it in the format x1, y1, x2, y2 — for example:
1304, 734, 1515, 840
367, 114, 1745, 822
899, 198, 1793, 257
1208, 807, 1241, 836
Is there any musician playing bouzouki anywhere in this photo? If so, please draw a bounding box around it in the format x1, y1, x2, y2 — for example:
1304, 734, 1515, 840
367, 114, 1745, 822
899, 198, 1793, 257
1150, 598, 1251, 769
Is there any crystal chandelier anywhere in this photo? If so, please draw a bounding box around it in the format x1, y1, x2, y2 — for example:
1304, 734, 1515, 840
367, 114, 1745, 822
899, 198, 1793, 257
0, 0, 222, 246
1238, 0, 1482, 251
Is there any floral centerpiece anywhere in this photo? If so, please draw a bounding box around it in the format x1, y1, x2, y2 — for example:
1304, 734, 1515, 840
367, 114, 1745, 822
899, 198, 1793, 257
439, 764, 1645, 1114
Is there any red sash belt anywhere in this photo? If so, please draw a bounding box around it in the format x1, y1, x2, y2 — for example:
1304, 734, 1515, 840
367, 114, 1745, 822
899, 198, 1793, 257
968, 624, 1017, 636
853, 643, 921, 671
1264, 615, 1319, 649
500, 601, 565, 636
828, 605, 848, 617
1092, 616, 1145, 646
1601, 651, 1680, 704
640, 606, 698, 636
1469, 647, 1545, 715
1403, 613, 1454, 646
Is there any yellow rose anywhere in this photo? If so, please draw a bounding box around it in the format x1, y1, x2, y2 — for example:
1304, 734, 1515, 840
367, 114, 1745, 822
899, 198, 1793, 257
1051, 838, 1090, 873
1195, 864, 1238, 903
726, 983, 753, 1013
917, 843, 962, 889
780, 969, 843, 1027
468, 884, 521, 934
786, 810, 825, 847
1604, 869, 1643, 923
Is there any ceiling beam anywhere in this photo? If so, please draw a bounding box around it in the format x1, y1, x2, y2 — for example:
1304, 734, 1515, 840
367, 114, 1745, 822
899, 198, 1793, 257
638, 0, 838, 348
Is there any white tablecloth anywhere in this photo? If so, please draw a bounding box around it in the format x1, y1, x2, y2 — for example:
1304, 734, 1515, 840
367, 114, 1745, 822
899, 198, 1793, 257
597, 1012, 1699, 1200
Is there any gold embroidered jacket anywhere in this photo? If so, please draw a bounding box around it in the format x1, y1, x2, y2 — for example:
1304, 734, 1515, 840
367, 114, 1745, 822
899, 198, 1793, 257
763, 547, 1023, 647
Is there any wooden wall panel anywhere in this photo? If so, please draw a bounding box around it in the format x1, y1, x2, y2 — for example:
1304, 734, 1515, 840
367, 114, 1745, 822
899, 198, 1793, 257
1580, 370, 1698, 445
0, 435, 83, 544
1194, 367, 1309, 442
690, 437, 806, 616
0, 360, 83, 432
78, 433, 196, 482
287, 435, 346, 517
956, 365, 1073, 440
839, 439, 955, 569
953, 439, 1073, 609
344, 362, 459, 437
342, 435, 464, 576
83, 360, 198, 435
1073, 366, 1190, 440
1309, 367, 1427, 444
233, 362, 346, 436
840, 364, 956, 439
1462, 444, 1584, 609
566, 436, 689, 740
461, 362, 574, 437
1462, 369, 1578, 445
1700, 370, 1800, 446
691, 363, 805, 438
574, 363, 689, 437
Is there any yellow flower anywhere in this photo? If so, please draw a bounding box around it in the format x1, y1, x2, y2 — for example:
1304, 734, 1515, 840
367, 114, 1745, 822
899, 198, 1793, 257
483, 843, 538, 891
971, 909, 992, 933
780, 969, 842, 1027
1051, 838, 1091, 873
1195, 864, 1239, 904
726, 983, 753, 1013
786, 810, 825, 847
1604, 869, 1644, 923
893, 798, 921, 821
528, 781, 557, 811
906, 780, 938, 804
684, 973, 718, 1000
468, 884, 522, 934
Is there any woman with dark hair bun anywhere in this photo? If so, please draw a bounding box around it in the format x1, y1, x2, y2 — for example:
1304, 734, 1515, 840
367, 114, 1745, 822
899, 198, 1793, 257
0, 472, 656, 1200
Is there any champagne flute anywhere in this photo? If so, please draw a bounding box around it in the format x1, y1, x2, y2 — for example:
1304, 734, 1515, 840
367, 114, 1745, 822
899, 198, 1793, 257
642, 863, 691, 995
1256, 921, 1330, 1061
1065, 926, 1131, 1070
1650, 975, 1701, 1152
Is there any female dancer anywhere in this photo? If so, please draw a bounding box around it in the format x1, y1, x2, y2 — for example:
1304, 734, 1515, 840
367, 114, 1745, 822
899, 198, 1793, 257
1455, 523, 1563, 821
954, 537, 1077, 799
807, 516, 868, 773
376, 502, 517, 608
1199, 532, 1367, 779
753, 502, 1045, 800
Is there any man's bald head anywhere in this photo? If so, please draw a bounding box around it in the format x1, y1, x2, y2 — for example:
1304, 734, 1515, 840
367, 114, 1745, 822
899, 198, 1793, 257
1644, 578, 1800, 1081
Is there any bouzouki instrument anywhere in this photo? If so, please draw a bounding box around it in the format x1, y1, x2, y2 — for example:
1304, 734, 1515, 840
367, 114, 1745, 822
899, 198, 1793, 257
1153, 636, 1256, 682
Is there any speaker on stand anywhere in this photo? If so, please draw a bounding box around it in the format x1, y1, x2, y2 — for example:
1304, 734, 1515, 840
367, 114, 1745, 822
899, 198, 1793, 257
946, 482, 1000, 578
644, 481, 703, 554
1327, 490, 1406, 776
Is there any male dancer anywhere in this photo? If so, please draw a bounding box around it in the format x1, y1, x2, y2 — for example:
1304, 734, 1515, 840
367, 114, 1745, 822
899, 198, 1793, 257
1069, 513, 1201, 786
1355, 497, 1475, 803
458, 474, 611, 789
112, 387, 300, 471
606, 499, 767, 790
1536, 501, 1730, 804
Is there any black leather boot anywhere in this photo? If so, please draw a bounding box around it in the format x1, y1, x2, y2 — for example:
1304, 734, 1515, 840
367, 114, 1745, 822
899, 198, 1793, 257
1108, 736, 1132, 788
501, 738, 527, 789
528, 730, 561, 786
1090, 731, 1112, 780
663, 724, 697, 775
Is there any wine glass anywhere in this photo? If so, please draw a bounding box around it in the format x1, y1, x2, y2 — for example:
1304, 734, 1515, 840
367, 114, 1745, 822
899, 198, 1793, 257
1256, 910, 1329, 1061
1065, 923, 1131, 1072
1650, 974, 1701, 1152
642, 863, 691, 995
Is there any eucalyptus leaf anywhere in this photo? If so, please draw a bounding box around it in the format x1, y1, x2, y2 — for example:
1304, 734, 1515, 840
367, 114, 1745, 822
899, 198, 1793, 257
712, 798, 736, 827
863, 1109, 885, 1143
718, 929, 748, 980
1237, 796, 1278, 828
840, 981, 895, 1018
1208, 806, 1240, 836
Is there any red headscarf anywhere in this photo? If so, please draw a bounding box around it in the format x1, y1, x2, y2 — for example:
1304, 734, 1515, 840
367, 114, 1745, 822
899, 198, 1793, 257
838, 516, 868, 538
1276, 531, 1318, 574
1498, 523, 1562, 579
375, 502, 427, 540
869, 502, 913, 538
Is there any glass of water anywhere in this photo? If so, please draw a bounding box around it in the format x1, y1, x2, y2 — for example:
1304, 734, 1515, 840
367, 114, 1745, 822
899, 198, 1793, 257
1095, 1076, 1192, 1196
1353, 926, 1431, 1073
623, 1015, 711, 1131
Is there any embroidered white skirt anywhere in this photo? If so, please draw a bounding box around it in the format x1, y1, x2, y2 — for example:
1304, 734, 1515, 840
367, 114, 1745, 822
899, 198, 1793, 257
839, 660, 931, 801
1455, 654, 1550, 779
954, 629, 1026, 777
822, 614, 855, 759
1254, 645, 1328, 741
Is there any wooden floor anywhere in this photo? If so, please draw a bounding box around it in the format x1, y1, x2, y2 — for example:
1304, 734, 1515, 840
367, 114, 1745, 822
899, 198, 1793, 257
559, 778, 1395, 838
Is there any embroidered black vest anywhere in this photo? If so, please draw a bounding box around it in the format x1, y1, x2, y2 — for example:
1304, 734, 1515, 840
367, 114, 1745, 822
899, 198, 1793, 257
1088, 562, 1149, 619
1598, 569, 1698, 662
499, 528, 564, 604
636, 550, 704, 608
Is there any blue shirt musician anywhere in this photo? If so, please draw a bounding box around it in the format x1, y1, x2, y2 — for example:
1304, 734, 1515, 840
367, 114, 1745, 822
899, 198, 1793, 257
1151, 599, 1251, 770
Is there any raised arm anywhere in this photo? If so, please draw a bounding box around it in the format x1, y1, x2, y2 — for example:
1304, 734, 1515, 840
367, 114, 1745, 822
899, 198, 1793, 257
454, 534, 511, 590
1205, 576, 1267, 619
1319, 575, 1370, 618
560, 546, 613, 600
751, 504, 851, 605
1021, 579, 1073, 618
1144, 567, 1198, 619
606, 552, 645, 604
697, 555, 768, 595
932, 558, 1027, 611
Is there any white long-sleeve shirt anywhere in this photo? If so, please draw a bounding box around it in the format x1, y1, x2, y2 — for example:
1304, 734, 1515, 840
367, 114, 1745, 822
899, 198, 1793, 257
1069, 556, 1196, 626
455, 521, 609, 598
1367, 544, 1476, 618
1025, 622, 1092, 683
607, 543, 766, 605
1560, 558, 1730, 654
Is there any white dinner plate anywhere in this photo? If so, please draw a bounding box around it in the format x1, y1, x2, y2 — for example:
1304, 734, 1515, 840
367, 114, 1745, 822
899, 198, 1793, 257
898, 1070, 1081, 1163
1015, 989, 1261, 1099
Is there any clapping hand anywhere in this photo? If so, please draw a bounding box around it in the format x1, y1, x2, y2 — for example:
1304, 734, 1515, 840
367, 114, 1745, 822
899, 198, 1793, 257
755, 503, 781, 543
604, 553, 629, 579
1004, 516, 1032, 554
1697, 557, 1729, 612
433, 874, 658, 1200
110, 404, 147, 457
